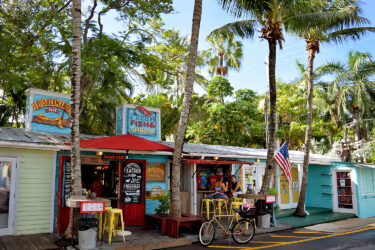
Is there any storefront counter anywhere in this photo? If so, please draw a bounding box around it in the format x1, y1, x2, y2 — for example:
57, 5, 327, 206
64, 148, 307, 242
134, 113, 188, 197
66, 195, 111, 208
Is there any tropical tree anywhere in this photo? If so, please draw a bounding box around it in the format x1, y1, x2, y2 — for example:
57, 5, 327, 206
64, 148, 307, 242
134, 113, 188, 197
170, 0, 202, 218
201, 33, 243, 76
318, 50, 375, 141
287, 0, 375, 217
206, 75, 234, 103
65, 0, 82, 238
211, 0, 327, 194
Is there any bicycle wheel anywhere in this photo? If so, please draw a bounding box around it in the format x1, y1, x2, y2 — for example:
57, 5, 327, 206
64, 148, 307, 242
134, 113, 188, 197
231, 219, 255, 244
199, 221, 216, 246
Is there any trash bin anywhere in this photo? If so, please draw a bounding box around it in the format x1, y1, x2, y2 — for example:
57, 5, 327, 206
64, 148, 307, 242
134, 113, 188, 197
78, 218, 98, 249
254, 200, 273, 228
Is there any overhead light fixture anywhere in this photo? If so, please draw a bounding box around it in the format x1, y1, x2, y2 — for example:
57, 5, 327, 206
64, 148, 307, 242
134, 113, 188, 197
214, 156, 219, 160
96, 151, 103, 156
256, 158, 260, 163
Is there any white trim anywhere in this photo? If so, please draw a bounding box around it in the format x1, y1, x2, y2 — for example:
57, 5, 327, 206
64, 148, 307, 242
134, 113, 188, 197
27, 91, 34, 130
0, 141, 67, 151
49, 151, 57, 233
331, 168, 357, 214
0, 156, 19, 235
193, 163, 197, 215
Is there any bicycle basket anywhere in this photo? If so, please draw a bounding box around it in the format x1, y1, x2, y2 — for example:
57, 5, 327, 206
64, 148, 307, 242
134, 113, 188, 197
239, 204, 257, 218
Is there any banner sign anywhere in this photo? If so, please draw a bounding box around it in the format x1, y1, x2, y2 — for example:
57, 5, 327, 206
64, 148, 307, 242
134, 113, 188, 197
26, 89, 71, 133
63, 160, 72, 207
80, 201, 105, 214
116, 104, 161, 141
122, 162, 143, 204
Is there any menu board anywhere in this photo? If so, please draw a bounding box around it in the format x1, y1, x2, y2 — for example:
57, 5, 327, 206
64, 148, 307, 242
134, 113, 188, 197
122, 162, 143, 204
63, 160, 72, 207
80, 201, 105, 213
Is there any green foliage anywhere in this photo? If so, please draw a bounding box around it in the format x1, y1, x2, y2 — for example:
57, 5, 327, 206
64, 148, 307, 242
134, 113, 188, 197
207, 76, 234, 103
155, 192, 171, 215
269, 187, 278, 195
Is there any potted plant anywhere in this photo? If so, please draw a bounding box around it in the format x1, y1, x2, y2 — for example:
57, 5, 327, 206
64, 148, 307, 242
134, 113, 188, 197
155, 192, 170, 215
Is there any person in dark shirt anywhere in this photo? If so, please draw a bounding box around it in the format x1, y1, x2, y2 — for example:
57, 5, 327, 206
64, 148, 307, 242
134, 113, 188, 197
229, 175, 242, 198
91, 176, 103, 197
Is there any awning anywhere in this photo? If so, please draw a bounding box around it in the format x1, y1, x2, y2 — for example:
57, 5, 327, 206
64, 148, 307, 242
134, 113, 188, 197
65, 133, 174, 152
181, 158, 253, 165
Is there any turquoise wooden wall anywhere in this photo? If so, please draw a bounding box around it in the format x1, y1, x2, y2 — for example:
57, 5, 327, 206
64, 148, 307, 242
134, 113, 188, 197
354, 167, 375, 218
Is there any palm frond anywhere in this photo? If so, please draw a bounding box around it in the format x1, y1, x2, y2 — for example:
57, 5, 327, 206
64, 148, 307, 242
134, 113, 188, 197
217, 0, 271, 18
209, 20, 257, 39
327, 27, 375, 44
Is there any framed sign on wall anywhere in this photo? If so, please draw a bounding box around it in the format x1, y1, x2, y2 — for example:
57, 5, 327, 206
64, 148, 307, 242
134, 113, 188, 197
146, 162, 165, 182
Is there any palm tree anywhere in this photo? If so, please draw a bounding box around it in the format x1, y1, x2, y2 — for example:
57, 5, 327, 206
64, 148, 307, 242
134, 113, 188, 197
211, 0, 327, 194
319, 50, 375, 141
202, 33, 243, 77
287, 0, 375, 217
170, 0, 202, 218
65, 0, 82, 237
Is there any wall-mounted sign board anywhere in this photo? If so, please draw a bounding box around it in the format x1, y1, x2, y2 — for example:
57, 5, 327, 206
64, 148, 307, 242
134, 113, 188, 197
122, 162, 143, 204
25, 88, 71, 133
265, 194, 277, 203
146, 162, 165, 182
80, 201, 105, 213
116, 104, 161, 141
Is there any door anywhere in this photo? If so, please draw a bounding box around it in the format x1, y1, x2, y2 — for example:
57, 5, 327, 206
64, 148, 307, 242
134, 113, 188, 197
0, 157, 17, 236
278, 166, 300, 209
121, 160, 146, 226
332, 170, 355, 213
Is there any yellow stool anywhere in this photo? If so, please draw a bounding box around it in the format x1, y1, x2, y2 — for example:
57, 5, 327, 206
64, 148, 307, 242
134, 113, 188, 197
200, 199, 215, 220
97, 206, 111, 240
233, 198, 243, 203
214, 199, 229, 221
108, 208, 125, 244
230, 202, 243, 220
101, 207, 113, 239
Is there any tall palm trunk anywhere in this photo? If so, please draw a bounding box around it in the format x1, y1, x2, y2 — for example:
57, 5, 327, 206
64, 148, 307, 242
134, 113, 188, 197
294, 44, 316, 217
170, 0, 202, 218
260, 39, 277, 194
65, 0, 82, 237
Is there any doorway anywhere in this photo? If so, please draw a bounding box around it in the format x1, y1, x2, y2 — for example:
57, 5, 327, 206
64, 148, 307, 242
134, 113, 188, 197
278, 165, 300, 209
0, 157, 17, 236
332, 169, 356, 214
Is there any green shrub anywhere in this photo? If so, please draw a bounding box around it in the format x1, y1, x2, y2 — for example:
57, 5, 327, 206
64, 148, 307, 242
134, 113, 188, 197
155, 192, 170, 214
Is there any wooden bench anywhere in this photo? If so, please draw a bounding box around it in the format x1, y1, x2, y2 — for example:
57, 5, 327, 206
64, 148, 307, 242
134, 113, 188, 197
167, 213, 204, 238
144, 214, 169, 235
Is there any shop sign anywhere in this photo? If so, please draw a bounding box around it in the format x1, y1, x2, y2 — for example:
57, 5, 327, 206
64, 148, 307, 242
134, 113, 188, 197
265, 194, 277, 203
116, 104, 161, 141
63, 160, 72, 207
122, 162, 143, 204
81, 157, 110, 165
150, 186, 163, 196
26, 88, 71, 133
146, 162, 165, 182
102, 155, 125, 161
80, 201, 105, 213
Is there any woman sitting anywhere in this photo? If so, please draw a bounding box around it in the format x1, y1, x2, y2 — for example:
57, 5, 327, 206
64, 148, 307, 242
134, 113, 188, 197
229, 175, 242, 199
212, 176, 229, 202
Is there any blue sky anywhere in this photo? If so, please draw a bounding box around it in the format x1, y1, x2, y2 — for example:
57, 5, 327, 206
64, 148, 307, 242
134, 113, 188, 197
160, 0, 375, 94
97, 0, 375, 95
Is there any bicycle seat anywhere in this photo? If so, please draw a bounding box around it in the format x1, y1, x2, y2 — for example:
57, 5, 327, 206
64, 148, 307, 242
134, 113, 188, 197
232, 208, 241, 213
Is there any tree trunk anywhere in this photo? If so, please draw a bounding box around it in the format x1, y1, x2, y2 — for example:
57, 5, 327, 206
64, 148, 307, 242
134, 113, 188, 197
294, 48, 315, 217
328, 134, 333, 150
169, 0, 202, 218
353, 107, 360, 142
260, 39, 277, 194
65, 0, 82, 238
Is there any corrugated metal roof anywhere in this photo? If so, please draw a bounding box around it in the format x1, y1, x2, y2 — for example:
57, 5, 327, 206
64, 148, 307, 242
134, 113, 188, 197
161, 141, 340, 163
0, 127, 99, 145
0, 127, 340, 163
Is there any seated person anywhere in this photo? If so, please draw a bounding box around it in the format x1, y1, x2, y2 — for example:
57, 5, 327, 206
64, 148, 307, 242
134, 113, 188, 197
212, 176, 229, 202
90, 176, 103, 197
229, 175, 242, 199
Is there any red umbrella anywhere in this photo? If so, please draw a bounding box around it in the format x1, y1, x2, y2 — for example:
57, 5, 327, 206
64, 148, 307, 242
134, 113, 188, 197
65, 133, 174, 152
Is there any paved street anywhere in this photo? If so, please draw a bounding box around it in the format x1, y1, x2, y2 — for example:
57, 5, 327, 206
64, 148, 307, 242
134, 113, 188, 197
172, 226, 375, 250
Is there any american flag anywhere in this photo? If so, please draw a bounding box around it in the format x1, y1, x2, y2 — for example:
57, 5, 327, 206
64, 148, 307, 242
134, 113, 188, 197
273, 142, 292, 183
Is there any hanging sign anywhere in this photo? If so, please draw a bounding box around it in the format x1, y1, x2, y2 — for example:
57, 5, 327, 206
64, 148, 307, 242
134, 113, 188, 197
80, 201, 105, 213
122, 162, 143, 204
265, 194, 277, 203
63, 160, 72, 207
116, 104, 161, 141
146, 162, 165, 182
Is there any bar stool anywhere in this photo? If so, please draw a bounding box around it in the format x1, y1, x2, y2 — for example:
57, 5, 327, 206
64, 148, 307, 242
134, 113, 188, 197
233, 197, 243, 203
108, 208, 125, 244
101, 207, 112, 240
230, 201, 243, 220
214, 199, 229, 221
200, 199, 215, 220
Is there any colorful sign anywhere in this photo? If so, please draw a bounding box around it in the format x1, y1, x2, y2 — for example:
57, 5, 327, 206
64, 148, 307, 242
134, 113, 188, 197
146, 162, 166, 182
26, 89, 71, 133
116, 104, 161, 141
80, 201, 105, 214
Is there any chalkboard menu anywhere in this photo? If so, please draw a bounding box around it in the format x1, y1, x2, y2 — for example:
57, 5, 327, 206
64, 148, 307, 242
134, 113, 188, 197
63, 160, 72, 207
122, 162, 143, 204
